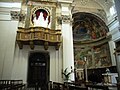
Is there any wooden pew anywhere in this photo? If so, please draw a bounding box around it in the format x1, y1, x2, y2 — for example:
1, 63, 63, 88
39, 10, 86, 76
0, 80, 12, 89
0, 80, 26, 90
68, 85, 88, 90
64, 81, 81, 86
48, 81, 53, 90
85, 84, 109, 90
53, 82, 64, 90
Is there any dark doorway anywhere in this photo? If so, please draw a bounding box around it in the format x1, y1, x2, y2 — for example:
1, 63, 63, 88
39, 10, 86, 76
27, 51, 50, 90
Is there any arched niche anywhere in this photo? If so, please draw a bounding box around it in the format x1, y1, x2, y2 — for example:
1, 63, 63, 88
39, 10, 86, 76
73, 12, 112, 69
31, 6, 51, 28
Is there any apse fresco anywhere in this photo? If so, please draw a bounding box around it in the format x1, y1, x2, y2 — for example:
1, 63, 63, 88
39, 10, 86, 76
74, 47, 91, 68
73, 12, 112, 69
73, 12, 108, 41
74, 43, 111, 69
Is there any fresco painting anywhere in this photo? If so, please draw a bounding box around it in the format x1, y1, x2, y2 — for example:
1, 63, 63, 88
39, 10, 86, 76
73, 12, 111, 69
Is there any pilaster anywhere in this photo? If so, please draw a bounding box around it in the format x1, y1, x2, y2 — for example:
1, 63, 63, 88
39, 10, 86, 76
60, 1, 74, 81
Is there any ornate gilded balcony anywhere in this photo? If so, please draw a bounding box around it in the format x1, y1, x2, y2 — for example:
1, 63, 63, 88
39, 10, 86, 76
16, 27, 62, 50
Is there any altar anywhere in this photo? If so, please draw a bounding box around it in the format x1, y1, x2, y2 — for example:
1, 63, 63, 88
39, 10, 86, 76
102, 73, 118, 85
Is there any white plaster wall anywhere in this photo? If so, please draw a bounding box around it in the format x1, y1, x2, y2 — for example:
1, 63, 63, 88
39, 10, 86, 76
11, 45, 63, 83
0, 20, 18, 79
0, 2, 21, 79
0, 20, 63, 83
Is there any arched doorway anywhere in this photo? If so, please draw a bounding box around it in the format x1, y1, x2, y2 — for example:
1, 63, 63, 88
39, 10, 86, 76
27, 51, 50, 90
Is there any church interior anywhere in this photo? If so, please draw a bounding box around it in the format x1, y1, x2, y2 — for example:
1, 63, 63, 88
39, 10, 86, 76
0, 0, 120, 90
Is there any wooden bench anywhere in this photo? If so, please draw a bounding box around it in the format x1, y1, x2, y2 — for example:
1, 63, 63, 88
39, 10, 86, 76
48, 81, 52, 90
86, 84, 109, 90
64, 81, 81, 86
68, 85, 88, 90
52, 82, 65, 90
0, 80, 26, 90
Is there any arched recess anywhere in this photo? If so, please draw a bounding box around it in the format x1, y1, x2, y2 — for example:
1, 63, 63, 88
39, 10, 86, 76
72, 12, 112, 70
30, 6, 51, 28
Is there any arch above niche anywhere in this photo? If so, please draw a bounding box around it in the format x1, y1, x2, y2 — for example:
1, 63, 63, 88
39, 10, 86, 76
30, 6, 51, 28
72, 12, 109, 42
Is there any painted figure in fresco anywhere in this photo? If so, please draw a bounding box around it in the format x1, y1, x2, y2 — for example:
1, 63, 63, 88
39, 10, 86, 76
32, 9, 51, 28
77, 21, 88, 34
73, 24, 79, 34
91, 30, 96, 39
99, 26, 107, 36
73, 21, 91, 40
74, 21, 87, 34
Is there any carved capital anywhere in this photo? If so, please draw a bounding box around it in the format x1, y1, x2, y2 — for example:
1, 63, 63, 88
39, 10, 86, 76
62, 15, 72, 23
10, 11, 26, 21
10, 11, 20, 21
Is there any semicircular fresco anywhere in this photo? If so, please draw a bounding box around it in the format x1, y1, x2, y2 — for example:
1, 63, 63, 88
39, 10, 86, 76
72, 12, 108, 41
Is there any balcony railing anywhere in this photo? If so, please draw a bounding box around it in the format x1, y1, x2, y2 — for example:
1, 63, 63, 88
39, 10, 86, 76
16, 27, 62, 50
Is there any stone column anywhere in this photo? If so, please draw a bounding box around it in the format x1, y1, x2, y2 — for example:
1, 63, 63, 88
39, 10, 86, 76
60, 1, 75, 81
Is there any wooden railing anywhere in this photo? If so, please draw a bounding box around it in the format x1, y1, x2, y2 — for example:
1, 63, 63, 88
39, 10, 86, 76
47, 81, 118, 90
16, 27, 62, 50
0, 80, 26, 90
48, 81, 88, 90
85, 83, 109, 90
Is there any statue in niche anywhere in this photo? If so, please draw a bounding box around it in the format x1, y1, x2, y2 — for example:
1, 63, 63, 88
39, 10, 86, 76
31, 9, 51, 28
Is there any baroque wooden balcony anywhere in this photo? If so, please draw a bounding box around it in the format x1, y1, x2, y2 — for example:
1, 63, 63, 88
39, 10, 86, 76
16, 27, 62, 50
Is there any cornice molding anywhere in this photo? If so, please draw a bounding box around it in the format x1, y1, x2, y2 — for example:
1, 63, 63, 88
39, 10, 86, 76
58, 0, 73, 4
